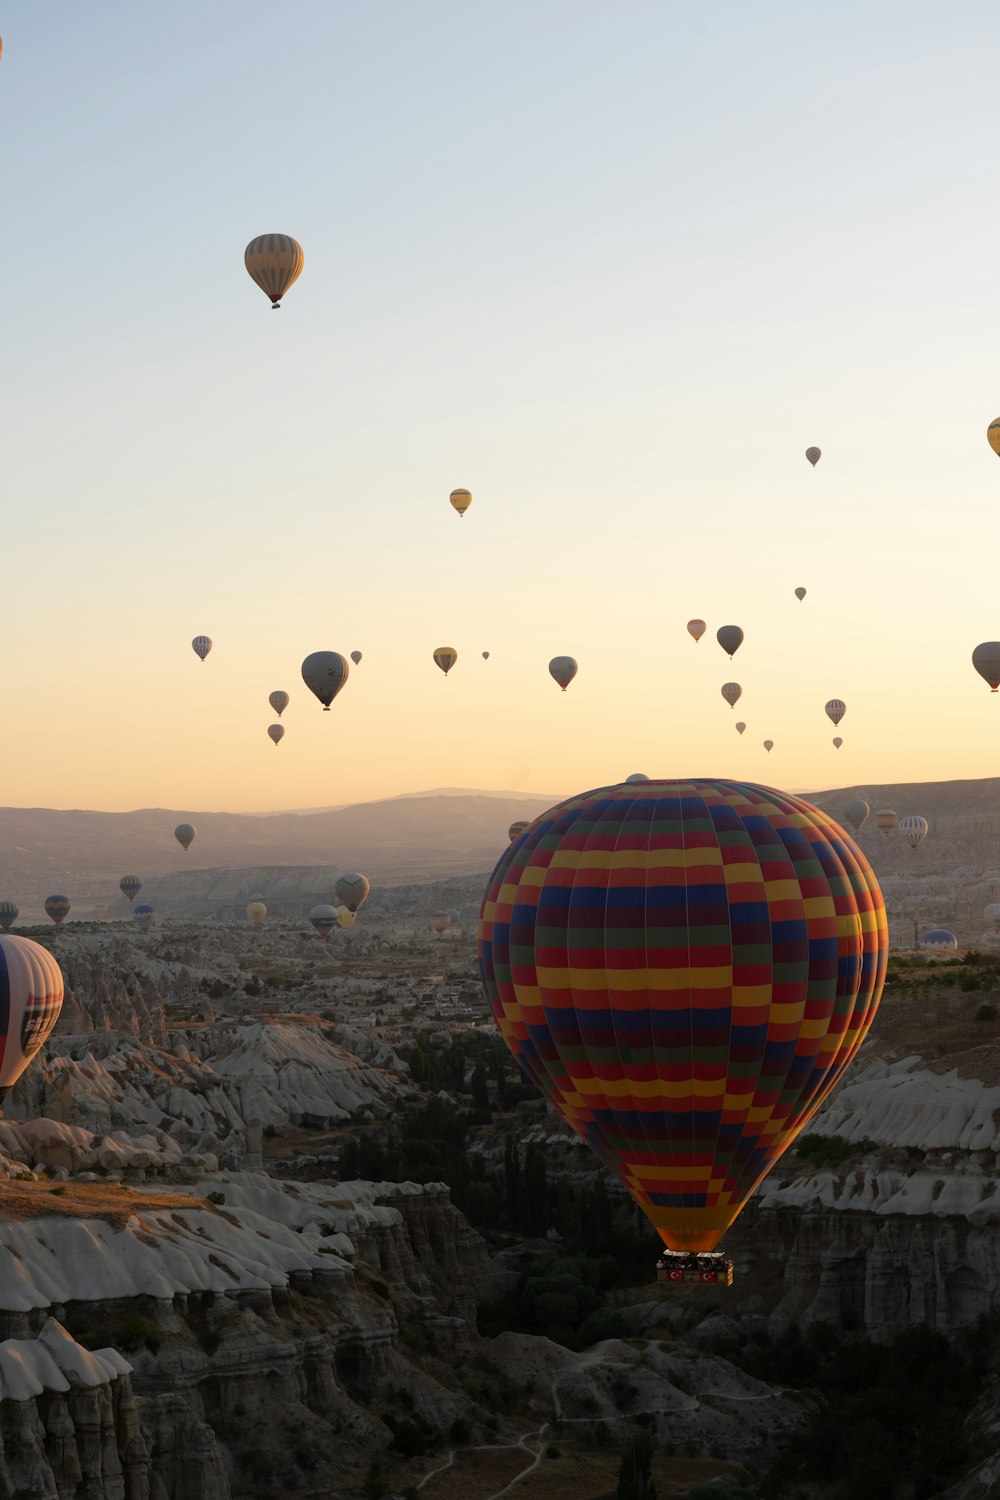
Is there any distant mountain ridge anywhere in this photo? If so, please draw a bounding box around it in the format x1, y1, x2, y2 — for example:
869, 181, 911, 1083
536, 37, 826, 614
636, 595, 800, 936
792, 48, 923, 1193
0, 792, 561, 913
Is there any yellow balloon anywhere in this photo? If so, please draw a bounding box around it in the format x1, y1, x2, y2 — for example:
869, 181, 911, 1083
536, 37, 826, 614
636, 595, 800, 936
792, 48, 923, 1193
336, 906, 355, 928
244, 234, 303, 308
450, 488, 472, 517
988, 419, 1000, 456
434, 646, 458, 675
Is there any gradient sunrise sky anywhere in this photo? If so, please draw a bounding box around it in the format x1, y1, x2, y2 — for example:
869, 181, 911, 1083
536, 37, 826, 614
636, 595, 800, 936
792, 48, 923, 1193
2, 0, 999, 812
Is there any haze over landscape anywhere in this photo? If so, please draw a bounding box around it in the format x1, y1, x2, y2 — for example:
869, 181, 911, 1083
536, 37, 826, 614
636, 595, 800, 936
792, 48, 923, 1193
5, 4, 1000, 1500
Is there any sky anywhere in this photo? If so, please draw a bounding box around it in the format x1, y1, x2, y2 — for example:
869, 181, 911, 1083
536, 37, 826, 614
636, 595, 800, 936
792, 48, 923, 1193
2, 1, 1000, 813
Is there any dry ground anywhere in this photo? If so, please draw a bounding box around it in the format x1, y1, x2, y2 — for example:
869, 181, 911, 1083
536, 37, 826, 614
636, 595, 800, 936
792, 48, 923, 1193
0, 1181, 212, 1228
410, 1441, 748, 1500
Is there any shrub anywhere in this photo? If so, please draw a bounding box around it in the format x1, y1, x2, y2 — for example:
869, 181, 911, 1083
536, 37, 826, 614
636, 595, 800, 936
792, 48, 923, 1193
976, 1003, 998, 1022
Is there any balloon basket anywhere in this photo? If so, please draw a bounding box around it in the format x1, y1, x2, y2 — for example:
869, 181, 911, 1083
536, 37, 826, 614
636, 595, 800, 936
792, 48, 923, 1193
656, 1251, 733, 1287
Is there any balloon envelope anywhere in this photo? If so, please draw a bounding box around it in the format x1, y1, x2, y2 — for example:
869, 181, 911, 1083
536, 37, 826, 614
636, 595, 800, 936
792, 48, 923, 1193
449, 488, 472, 517
0, 937, 64, 1100
735, 722, 746, 735
246, 902, 267, 924
899, 814, 928, 849
508, 820, 530, 842
269, 691, 289, 717
549, 656, 578, 691
988, 419, 1000, 456
625, 774, 650, 783
267, 724, 285, 746
825, 699, 846, 726
430, 911, 452, 935
0, 901, 17, 933
832, 737, 843, 749
336, 906, 356, 929
805, 447, 821, 466
433, 647, 458, 676
794, 587, 806, 601
478, 778, 887, 1253
721, 682, 742, 708
308, 904, 338, 939
972, 643, 1000, 693
192, 636, 212, 662
244, 233, 303, 307
843, 799, 869, 830
133, 903, 156, 932
119, 875, 141, 903
985, 903, 1000, 929
175, 824, 196, 851
874, 808, 897, 836
301, 651, 350, 710
763, 739, 774, 751
716, 625, 744, 658
482, 651, 490, 660
686, 619, 706, 643
350, 651, 363, 665
920, 929, 957, 952
335, 874, 370, 913
44, 895, 70, 925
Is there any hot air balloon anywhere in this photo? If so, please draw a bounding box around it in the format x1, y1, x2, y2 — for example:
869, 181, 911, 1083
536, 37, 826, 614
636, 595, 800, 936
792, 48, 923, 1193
336, 906, 355, 929
735, 722, 746, 735
874, 808, 897, 836
549, 656, 578, 692
192, 636, 212, 662
763, 739, 774, 752
244, 234, 303, 308
269, 691, 289, 717
972, 643, 1000, 693
687, 620, 706, 644
985, 903, 1000, 930
350, 651, 363, 666
843, 798, 869, 830
450, 488, 472, 518
246, 901, 267, 925
832, 737, 843, 749
625, 774, 650, 783
430, 911, 452, 937
335, 874, 370, 913
825, 699, 846, 726
308, 904, 338, 940
301, 651, 350, 710
0, 936, 64, 1104
0, 902, 18, 933
899, 815, 928, 849
478, 778, 887, 1259
175, 824, 196, 851
987, 419, 1000, 456
267, 724, 285, 746
716, 625, 744, 658
920, 929, 957, 952
482, 651, 490, 660
805, 447, 821, 466
721, 683, 742, 708
434, 647, 458, 676
794, 587, 806, 601
508, 820, 530, 842
133, 903, 156, 933
119, 875, 141, 904
44, 896, 70, 926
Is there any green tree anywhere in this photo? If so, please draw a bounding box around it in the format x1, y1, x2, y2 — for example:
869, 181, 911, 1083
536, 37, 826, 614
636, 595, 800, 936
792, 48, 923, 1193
617, 1431, 658, 1500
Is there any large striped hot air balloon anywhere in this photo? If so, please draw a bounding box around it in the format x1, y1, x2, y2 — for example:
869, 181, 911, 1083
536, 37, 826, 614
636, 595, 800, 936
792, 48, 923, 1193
308, 904, 338, 940
0, 936, 63, 1104
0, 902, 18, 933
120, 875, 141, 904
192, 636, 212, 662
478, 778, 887, 1260
244, 234, 303, 308
899, 814, 928, 849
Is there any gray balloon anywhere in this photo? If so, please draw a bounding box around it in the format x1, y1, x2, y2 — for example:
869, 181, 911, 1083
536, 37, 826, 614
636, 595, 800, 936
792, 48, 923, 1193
301, 651, 350, 710
842, 798, 869, 830
716, 625, 744, 658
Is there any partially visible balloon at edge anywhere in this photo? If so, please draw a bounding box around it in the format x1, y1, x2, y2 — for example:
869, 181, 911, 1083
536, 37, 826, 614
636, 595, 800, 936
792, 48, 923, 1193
972, 643, 1000, 693
987, 418, 1000, 456
0, 935, 64, 1101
